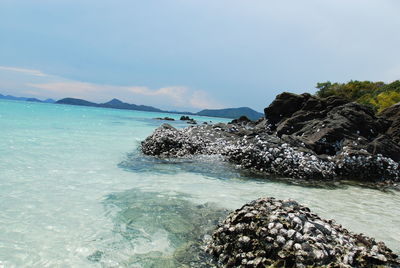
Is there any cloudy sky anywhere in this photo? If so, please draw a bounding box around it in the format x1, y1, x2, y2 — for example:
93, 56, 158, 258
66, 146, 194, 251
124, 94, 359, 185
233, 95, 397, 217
1, 0, 399, 112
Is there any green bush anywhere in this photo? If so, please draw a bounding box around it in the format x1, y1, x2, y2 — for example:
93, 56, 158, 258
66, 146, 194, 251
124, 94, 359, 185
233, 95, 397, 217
315, 80, 400, 113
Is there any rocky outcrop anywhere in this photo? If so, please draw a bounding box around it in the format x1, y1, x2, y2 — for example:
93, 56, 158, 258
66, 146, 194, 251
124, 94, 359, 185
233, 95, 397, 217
206, 197, 400, 268
141, 93, 400, 182
264, 93, 396, 157
380, 102, 400, 145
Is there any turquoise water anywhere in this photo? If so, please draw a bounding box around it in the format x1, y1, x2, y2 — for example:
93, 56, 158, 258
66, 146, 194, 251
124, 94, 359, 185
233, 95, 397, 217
0, 99, 399, 267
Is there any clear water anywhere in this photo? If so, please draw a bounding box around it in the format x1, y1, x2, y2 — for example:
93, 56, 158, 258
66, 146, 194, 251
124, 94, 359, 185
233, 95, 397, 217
0, 99, 399, 267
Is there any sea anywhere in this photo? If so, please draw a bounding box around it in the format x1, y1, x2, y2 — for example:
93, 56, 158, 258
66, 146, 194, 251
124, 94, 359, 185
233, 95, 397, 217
0, 99, 399, 267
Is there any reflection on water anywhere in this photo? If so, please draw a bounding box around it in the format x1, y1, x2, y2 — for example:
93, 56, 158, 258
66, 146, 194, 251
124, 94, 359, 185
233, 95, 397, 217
119, 152, 382, 191
119, 151, 241, 180
89, 189, 227, 267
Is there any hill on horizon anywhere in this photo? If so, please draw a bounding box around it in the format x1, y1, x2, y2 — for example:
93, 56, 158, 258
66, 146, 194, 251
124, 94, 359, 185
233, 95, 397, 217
0, 93, 55, 103
56, 97, 263, 120
1, 93, 263, 120
197, 107, 263, 120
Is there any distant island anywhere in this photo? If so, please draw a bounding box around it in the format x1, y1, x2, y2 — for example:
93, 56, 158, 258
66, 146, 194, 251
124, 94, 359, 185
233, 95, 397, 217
0, 94, 263, 120
3, 79, 399, 120
197, 107, 263, 120
0, 93, 55, 103
56, 97, 264, 120
56, 98, 164, 113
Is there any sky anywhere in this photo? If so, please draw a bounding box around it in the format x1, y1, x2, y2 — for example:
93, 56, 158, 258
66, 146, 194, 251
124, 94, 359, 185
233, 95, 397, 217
1, 0, 399, 112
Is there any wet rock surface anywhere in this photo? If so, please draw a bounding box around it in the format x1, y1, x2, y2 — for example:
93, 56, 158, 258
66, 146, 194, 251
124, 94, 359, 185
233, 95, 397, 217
141, 94, 400, 183
206, 197, 400, 268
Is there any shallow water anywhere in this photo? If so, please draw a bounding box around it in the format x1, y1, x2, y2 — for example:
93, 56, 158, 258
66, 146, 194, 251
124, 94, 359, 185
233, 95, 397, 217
0, 99, 399, 267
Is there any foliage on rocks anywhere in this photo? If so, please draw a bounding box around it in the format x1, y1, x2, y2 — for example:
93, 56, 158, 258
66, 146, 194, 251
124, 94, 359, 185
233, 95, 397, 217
315, 80, 400, 113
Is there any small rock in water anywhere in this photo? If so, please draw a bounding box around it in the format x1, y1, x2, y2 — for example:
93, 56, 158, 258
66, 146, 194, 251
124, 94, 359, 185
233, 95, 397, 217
154, 117, 175, 121
87, 250, 104, 262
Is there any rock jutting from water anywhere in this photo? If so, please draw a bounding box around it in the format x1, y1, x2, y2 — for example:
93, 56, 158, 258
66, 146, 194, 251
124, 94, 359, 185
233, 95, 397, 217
206, 197, 400, 268
141, 93, 400, 182
180, 115, 198, 124
154, 117, 175, 121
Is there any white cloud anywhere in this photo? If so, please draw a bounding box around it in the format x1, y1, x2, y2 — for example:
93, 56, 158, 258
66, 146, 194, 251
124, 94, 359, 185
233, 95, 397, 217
27, 82, 189, 105
1, 65, 224, 110
189, 90, 223, 109
0, 66, 47, 77
127, 86, 188, 106
27, 81, 222, 110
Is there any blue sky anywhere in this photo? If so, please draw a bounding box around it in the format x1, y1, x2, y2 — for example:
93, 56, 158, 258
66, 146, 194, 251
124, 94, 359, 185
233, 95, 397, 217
1, 0, 399, 112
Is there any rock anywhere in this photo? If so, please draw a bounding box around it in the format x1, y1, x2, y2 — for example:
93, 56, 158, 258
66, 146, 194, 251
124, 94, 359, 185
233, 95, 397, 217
179, 115, 197, 124
180, 115, 191, 120
155, 117, 175, 121
141, 124, 204, 157
206, 197, 400, 268
367, 135, 400, 162
264, 93, 314, 127
141, 94, 400, 183
229, 116, 253, 125
380, 102, 400, 144
87, 250, 104, 262
265, 93, 389, 156
187, 119, 197, 124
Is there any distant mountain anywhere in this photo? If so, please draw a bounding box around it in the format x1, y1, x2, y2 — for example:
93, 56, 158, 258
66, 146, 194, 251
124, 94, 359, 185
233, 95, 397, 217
56, 98, 98, 107
100, 98, 132, 109
0, 94, 55, 103
0, 94, 29, 101
197, 107, 263, 120
43, 98, 56, 103
2, 93, 263, 120
26, 98, 43, 102
99, 98, 163, 112
56, 97, 163, 112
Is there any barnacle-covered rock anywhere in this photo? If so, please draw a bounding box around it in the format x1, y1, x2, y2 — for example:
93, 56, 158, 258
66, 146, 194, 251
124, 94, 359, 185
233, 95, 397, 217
141, 95, 400, 183
206, 197, 400, 268
141, 123, 399, 182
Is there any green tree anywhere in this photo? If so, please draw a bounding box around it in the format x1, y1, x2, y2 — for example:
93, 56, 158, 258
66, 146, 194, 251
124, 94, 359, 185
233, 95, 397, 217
314, 80, 400, 113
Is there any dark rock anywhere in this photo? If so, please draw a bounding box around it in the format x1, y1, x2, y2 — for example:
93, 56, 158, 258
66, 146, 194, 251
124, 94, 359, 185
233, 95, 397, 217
380, 102, 400, 144
141, 93, 400, 183
87, 250, 104, 262
154, 117, 175, 121
367, 135, 400, 162
264, 93, 312, 127
179, 115, 197, 124
229, 116, 252, 125
187, 119, 197, 124
180, 115, 191, 121
265, 93, 389, 156
206, 197, 400, 268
